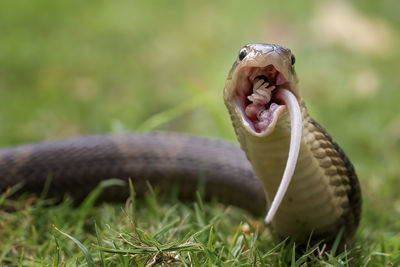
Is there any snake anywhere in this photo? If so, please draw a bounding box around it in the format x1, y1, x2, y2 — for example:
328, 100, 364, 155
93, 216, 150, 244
0, 43, 361, 247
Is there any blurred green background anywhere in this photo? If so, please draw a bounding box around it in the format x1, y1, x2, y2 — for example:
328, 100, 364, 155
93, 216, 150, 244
0, 0, 399, 253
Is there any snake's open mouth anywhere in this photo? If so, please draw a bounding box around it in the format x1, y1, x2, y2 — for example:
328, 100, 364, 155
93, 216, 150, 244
235, 64, 289, 134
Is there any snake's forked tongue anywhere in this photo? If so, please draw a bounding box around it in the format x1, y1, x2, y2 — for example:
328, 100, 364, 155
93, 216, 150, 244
265, 89, 302, 224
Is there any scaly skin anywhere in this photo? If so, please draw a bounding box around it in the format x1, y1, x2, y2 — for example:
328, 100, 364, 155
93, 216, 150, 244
224, 44, 361, 245
0, 133, 266, 215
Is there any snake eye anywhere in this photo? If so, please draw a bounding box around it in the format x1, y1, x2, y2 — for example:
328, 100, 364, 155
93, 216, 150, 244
238, 48, 248, 61
290, 54, 296, 65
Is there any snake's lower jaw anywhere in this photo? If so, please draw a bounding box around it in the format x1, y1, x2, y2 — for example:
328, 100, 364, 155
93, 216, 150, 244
234, 97, 287, 137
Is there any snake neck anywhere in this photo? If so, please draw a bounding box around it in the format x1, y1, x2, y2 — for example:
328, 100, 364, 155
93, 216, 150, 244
232, 98, 353, 242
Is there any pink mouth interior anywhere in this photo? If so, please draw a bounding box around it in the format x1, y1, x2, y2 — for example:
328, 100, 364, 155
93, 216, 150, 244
235, 65, 288, 133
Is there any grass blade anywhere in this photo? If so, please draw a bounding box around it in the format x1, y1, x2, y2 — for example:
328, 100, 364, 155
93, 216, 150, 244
153, 218, 180, 240
137, 98, 200, 131
331, 226, 345, 256
128, 178, 136, 220
80, 179, 125, 211
54, 226, 95, 267
53, 237, 60, 267
95, 222, 106, 267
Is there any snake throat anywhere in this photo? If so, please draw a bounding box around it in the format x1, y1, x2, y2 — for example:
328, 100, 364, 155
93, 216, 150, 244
235, 64, 289, 135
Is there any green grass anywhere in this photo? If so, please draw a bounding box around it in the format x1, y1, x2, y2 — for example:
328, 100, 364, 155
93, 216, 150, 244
0, 0, 400, 265
0, 181, 379, 266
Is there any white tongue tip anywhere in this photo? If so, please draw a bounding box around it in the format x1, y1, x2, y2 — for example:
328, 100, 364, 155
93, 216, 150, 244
264, 88, 302, 224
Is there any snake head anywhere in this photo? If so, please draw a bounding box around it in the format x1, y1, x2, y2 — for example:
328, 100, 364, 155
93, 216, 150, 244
224, 43, 299, 136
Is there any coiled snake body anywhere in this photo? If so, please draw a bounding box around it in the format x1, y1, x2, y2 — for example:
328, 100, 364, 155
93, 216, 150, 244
0, 44, 361, 246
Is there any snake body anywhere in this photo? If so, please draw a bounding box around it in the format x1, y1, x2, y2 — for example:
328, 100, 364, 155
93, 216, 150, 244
0, 44, 361, 246
0, 133, 265, 214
